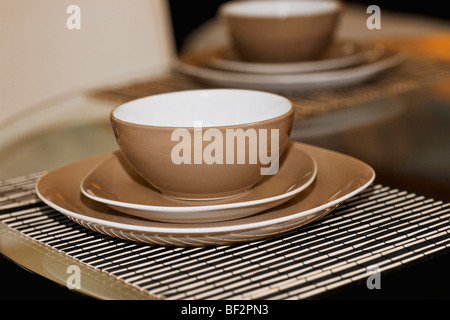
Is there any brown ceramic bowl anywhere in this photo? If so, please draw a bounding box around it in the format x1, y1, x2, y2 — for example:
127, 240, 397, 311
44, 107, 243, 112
111, 89, 294, 201
219, 0, 342, 63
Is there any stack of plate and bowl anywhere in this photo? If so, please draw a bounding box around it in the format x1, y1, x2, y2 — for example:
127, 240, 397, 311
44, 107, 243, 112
173, 0, 404, 91
36, 89, 375, 247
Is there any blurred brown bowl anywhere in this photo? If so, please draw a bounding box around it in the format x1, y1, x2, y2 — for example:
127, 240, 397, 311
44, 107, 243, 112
219, 0, 342, 63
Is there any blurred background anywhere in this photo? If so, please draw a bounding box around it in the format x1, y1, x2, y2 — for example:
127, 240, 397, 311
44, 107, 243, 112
170, 0, 450, 53
0, 0, 174, 123
2, 0, 450, 123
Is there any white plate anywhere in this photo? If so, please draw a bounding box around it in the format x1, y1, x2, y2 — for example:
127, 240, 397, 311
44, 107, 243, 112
36, 142, 375, 247
173, 46, 404, 91
80, 145, 317, 223
207, 41, 368, 74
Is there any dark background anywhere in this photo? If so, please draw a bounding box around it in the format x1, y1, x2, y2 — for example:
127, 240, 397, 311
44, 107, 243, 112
2, 0, 450, 301
168, 0, 450, 52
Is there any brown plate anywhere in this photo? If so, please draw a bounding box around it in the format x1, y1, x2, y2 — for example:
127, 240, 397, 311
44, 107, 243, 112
80, 146, 317, 224
36, 142, 375, 247
207, 41, 367, 74
173, 44, 404, 91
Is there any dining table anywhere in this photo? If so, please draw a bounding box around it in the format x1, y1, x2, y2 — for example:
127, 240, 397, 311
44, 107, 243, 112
1, 33, 450, 302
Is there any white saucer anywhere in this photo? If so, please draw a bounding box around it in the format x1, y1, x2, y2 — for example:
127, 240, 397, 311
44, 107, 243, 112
207, 41, 367, 74
80, 145, 317, 223
36, 142, 375, 247
173, 45, 404, 91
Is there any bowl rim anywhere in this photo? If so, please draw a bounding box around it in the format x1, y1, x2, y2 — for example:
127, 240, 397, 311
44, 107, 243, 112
110, 89, 295, 129
219, 0, 342, 19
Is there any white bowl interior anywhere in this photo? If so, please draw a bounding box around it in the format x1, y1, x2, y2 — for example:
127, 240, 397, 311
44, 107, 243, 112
220, 0, 340, 18
113, 89, 292, 127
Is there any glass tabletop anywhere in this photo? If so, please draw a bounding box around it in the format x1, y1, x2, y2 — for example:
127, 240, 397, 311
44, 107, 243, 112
291, 82, 450, 203
1, 81, 449, 203
0, 94, 119, 180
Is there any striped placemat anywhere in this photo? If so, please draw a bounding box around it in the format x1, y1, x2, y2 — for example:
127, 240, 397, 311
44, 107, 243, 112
1, 173, 450, 300
91, 54, 450, 120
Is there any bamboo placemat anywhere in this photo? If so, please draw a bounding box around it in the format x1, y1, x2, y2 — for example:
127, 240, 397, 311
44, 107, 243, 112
91, 53, 450, 120
1, 173, 450, 300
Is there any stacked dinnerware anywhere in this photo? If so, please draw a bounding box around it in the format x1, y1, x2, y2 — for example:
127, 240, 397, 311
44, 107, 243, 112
173, 0, 404, 91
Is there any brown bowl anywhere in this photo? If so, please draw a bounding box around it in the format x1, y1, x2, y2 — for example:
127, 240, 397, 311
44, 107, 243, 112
219, 0, 342, 63
111, 89, 294, 201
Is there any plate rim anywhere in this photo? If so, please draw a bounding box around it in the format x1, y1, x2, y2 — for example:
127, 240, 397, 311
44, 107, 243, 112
35, 142, 376, 234
79, 147, 318, 213
173, 48, 405, 88
207, 40, 368, 74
